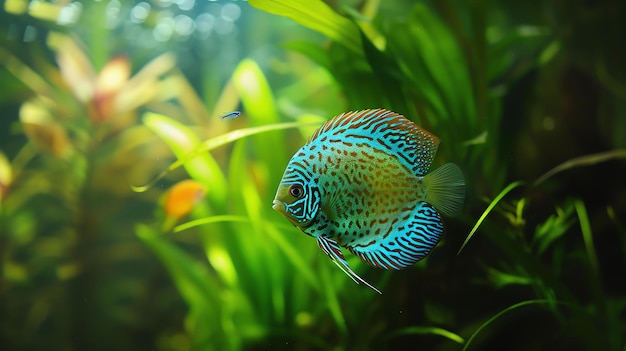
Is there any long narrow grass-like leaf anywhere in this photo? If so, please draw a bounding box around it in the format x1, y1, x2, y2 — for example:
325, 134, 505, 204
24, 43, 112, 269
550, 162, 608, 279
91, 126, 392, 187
249, 0, 361, 54
131, 120, 318, 192
135, 223, 222, 349
263, 224, 320, 289
360, 30, 412, 115
141, 112, 228, 203
136, 224, 221, 301
409, 4, 476, 125
461, 299, 566, 351
533, 149, 626, 186
574, 200, 599, 275
386, 326, 465, 344
232, 59, 278, 126
532, 203, 575, 254
485, 266, 533, 288
232, 59, 284, 184
318, 255, 348, 335
0, 47, 56, 99
163, 121, 317, 169
385, 3, 475, 131
222, 139, 273, 321
174, 215, 255, 232
457, 181, 524, 255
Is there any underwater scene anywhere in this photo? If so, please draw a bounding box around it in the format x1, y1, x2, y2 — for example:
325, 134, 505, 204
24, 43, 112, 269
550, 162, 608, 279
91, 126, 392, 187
1, 0, 625, 350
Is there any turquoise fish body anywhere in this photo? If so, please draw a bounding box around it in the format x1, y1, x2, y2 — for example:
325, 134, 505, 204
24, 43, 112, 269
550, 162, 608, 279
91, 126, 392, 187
272, 109, 465, 293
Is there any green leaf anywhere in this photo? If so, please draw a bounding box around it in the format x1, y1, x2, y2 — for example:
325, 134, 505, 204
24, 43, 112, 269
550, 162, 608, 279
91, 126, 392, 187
462, 299, 570, 351
485, 267, 533, 288
458, 181, 525, 255
359, 29, 412, 114
132, 117, 318, 193
534, 149, 626, 186
532, 204, 575, 254
387, 326, 465, 344
249, 0, 362, 54
136, 224, 220, 303
142, 112, 228, 204
385, 3, 475, 133
282, 41, 332, 69
232, 59, 284, 183
135, 224, 221, 349
175, 215, 254, 232
232, 59, 278, 127
574, 200, 599, 275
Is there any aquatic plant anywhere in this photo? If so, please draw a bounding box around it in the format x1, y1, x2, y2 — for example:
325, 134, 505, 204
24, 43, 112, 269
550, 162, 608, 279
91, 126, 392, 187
0, 30, 213, 350
1, 1, 625, 351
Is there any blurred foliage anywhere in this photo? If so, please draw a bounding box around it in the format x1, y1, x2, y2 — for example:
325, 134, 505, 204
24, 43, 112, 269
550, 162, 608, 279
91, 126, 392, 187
1, 0, 626, 351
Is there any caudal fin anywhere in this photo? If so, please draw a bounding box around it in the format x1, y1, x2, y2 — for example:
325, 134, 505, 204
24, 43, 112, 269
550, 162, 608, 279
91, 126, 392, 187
424, 163, 465, 217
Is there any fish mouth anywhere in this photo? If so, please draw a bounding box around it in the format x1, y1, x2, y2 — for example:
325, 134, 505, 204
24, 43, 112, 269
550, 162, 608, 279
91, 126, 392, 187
272, 199, 304, 228
272, 199, 285, 212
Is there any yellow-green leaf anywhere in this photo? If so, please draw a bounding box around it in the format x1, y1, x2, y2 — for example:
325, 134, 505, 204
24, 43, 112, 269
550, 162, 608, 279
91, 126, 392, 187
143, 112, 227, 204
249, 0, 361, 53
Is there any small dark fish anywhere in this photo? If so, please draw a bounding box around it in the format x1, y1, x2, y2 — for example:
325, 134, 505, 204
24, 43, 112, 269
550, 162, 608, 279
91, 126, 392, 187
220, 111, 241, 120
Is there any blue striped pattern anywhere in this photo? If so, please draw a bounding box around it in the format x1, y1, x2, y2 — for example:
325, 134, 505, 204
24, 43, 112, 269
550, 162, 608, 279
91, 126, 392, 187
347, 202, 443, 269
277, 165, 320, 228
273, 109, 454, 292
307, 109, 439, 176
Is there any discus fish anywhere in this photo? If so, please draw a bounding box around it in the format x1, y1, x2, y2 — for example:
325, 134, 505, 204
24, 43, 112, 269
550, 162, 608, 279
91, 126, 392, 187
272, 109, 465, 293
220, 111, 240, 120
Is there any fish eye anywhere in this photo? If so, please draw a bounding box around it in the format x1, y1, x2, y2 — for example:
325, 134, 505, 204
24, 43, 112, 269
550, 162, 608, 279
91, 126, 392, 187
289, 184, 304, 198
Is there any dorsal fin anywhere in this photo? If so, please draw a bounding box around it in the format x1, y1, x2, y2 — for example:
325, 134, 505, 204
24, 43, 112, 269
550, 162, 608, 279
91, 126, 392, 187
306, 109, 439, 176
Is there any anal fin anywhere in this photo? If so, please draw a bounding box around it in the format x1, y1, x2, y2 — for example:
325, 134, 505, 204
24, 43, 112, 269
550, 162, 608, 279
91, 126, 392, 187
347, 202, 444, 270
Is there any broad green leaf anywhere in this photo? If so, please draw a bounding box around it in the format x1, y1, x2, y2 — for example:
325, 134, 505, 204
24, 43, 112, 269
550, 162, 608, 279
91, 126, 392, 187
131, 120, 319, 193
487, 26, 557, 84
135, 223, 221, 349
345, 0, 385, 51
142, 112, 228, 204
386, 25, 447, 124
263, 224, 319, 289
136, 224, 220, 303
0, 47, 56, 99
232, 59, 278, 126
385, 3, 475, 132
0, 151, 11, 197
282, 41, 332, 70
249, 0, 362, 54
360, 30, 412, 115
324, 42, 390, 109
318, 256, 348, 334
226, 139, 275, 321
232, 59, 284, 183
